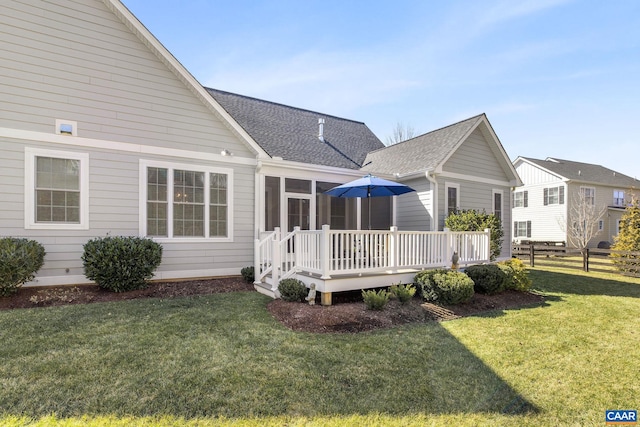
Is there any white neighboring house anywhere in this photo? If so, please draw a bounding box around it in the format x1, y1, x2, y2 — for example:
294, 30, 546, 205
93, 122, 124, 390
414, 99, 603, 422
512, 157, 639, 248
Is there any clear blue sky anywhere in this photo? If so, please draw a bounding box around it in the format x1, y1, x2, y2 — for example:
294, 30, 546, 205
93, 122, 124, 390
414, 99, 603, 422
123, 0, 639, 178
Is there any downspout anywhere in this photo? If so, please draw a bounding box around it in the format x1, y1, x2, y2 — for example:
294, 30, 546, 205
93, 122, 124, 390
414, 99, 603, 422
426, 171, 438, 231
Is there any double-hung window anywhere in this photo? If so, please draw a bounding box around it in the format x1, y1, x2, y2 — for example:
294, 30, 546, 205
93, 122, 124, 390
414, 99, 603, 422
580, 186, 595, 205
445, 182, 460, 216
141, 160, 232, 240
493, 189, 502, 221
513, 191, 528, 208
543, 186, 564, 205
514, 221, 531, 238
25, 147, 89, 230
613, 190, 625, 206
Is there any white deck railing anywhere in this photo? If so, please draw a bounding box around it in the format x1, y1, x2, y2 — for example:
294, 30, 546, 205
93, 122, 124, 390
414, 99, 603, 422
255, 225, 491, 289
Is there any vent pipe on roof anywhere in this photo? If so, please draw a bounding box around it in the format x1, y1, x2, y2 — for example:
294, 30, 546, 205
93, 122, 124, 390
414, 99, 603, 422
318, 118, 325, 142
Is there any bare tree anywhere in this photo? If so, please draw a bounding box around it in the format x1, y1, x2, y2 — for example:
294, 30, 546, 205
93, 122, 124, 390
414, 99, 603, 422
386, 122, 416, 145
559, 190, 607, 250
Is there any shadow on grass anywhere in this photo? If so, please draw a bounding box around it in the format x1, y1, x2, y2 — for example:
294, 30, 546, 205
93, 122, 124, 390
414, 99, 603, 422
467, 295, 561, 319
529, 268, 640, 298
0, 292, 538, 421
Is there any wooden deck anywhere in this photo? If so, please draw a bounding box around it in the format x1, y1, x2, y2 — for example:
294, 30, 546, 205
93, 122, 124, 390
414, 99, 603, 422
254, 225, 491, 304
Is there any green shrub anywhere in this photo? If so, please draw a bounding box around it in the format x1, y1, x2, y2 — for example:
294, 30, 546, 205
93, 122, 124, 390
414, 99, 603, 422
362, 288, 391, 310
464, 264, 508, 294
82, 236, 162, 292
278, 278, 308, 302
241, 266, 254, 283
414, 269, 474, 305
0, 237, 46, 296
445, 209, 504, 261
498, 258, 532, 291
389, 282, 416, 304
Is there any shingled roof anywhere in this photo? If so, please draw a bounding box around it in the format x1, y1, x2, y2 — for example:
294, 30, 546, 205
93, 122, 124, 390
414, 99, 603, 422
360, 114, 485, 176
520, 157, 638, 187
206, 88, 384, 170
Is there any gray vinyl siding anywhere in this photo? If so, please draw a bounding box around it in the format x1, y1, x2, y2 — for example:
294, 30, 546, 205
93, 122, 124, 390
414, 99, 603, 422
436, 176, 512, 258
442, 128, 509, 181
1, 138, 255, 282
396, 178, 432, 231
0, 1, 257, 285
0, 0, 254, 158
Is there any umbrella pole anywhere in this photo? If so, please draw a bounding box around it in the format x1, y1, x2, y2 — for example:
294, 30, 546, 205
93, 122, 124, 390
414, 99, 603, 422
367, 188, 371, 230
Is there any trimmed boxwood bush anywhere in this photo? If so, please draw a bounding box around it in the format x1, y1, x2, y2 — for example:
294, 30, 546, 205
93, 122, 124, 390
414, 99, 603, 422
414, 269, 474, 305
0, 237, 46, 296
82, 236, 162, 292
464, 264, 508, 295
362, 288, 391, 310
241, 266, 254, 283
278, 278, 308, 302
497, 258, 532, 291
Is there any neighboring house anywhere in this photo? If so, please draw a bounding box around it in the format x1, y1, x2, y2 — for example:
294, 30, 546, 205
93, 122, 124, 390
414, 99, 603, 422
0, 0, 521, 287
512, 157, 639, 248
362, 115, 522, 258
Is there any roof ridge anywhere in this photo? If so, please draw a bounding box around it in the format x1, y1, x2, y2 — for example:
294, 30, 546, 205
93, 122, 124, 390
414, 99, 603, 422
205, 87, 366, 125
367, 113, 485, 155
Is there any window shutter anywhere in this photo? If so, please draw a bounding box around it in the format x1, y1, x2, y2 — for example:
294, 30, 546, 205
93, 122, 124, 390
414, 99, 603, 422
513, 221, 517, 237
559, 186, 565, 204
543, 188, 548, 206
526, 221, 532, 238
524, 191, 528, 207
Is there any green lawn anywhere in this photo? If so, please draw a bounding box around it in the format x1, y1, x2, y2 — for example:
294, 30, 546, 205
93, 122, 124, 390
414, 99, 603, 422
1, 267, 639, 426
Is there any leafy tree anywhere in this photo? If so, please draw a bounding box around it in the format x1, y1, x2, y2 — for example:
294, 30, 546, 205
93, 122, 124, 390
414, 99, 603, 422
610, 196, 640, 273
445, 210, 504, 261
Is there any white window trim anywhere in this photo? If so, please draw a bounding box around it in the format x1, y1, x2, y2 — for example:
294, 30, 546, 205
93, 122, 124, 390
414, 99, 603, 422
24, 147, 89, 230
613, 189, 625, 206
492, 189, 503, 220
445, 182, 460, 216
580, 186, 596, 206
139, 159, 234, 242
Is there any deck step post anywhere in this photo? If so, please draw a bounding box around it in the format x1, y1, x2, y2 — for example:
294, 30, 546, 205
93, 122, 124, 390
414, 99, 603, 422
321, 291, 332, 306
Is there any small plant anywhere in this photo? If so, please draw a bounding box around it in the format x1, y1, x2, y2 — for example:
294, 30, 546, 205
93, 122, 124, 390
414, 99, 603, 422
464, 264, 508, 295
362, 288, 390, 310
0, 237, 46, 296
498, 258, 532, 291
278, 278, 308, 302
389, 282, 416, 304
82, 236, 162, 292
414, 269, 474, 305
241, 266, 254, 283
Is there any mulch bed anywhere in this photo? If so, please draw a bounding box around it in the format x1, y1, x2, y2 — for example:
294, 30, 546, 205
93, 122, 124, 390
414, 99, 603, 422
1, 277, 545, 333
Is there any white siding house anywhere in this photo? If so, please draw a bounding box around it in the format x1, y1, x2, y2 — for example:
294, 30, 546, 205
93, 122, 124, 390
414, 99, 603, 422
512, 157, 639, 248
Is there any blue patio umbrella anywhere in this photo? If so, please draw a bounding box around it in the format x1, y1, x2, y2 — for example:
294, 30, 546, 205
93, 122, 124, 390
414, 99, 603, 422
325, 174, 415, 229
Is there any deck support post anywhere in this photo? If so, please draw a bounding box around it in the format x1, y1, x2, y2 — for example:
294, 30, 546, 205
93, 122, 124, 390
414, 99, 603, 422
321, 291, 332, 306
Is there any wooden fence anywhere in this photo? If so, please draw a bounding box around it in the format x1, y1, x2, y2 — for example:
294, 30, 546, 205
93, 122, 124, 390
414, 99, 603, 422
512, 243, 640, 278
